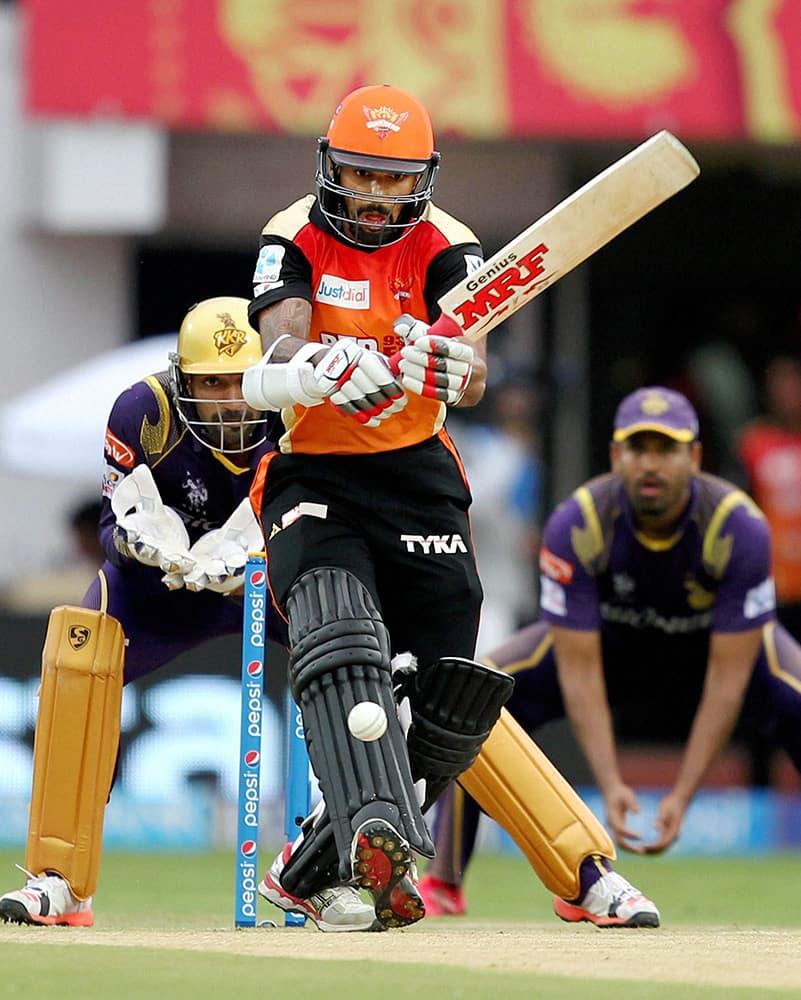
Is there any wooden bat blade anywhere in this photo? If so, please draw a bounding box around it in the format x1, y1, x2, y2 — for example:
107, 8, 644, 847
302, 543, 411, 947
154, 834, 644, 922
440, 130, 700, 342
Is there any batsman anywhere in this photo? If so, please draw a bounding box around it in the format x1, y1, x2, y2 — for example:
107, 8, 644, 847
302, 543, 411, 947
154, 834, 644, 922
242, 82, 656, 930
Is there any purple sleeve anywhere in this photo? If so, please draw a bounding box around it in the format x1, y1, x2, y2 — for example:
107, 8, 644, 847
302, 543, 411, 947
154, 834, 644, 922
538, 496, 602, 631
98, 381, 161, 569
711, 501, 776, 632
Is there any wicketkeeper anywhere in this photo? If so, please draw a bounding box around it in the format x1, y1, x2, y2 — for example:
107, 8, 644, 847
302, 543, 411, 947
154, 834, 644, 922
0, 297, 374, 932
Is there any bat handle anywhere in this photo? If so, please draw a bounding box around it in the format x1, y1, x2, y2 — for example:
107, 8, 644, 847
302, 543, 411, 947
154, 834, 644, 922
387, 313, 462, 375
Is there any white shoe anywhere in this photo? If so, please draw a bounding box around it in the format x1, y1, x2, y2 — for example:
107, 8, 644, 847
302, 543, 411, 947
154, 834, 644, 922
553, 867, 660, 928
259, 845, 376, 933
0, 868, 93, 927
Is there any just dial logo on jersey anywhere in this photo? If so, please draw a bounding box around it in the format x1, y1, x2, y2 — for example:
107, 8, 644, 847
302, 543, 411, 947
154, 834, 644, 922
315, 274, 370, 310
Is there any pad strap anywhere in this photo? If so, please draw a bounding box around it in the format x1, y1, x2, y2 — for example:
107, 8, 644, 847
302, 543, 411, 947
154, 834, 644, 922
400, 657, 515, 811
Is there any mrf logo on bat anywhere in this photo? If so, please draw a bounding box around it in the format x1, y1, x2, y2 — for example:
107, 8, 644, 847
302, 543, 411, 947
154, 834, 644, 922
452, 243, 550, 332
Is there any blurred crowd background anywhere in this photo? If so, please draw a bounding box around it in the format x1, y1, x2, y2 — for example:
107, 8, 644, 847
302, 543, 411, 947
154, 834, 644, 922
2, 1, 801, 849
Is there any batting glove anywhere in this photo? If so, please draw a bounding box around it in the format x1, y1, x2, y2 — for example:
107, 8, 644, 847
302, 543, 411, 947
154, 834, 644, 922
393, 314, 474, 405
313, 338, 407, 427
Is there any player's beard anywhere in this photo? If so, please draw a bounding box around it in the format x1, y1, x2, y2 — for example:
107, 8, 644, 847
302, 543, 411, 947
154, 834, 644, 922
630, 475, 686, 522
343, 200, 398, 247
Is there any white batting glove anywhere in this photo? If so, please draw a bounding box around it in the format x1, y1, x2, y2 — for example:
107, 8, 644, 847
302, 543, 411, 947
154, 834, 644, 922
111, 465, 193, 574
313, 338, 407, 427
181, 498, 263, 594
393, 314, 474, 404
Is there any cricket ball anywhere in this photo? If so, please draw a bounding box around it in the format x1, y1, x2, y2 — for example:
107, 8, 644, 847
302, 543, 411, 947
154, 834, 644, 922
347, 701, 388, 742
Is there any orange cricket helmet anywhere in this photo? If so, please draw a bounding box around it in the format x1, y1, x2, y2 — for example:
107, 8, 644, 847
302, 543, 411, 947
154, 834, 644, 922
316, 84, 441, 247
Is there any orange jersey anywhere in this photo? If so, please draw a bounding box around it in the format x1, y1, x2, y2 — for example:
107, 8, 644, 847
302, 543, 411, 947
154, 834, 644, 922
739, 420, 801, 601
250, 195, 481, 455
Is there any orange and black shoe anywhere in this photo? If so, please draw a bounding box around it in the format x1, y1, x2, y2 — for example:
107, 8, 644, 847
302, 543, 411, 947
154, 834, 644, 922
553, 857, 660, 928
352, 821, 424, 929
0, 869, 93, 927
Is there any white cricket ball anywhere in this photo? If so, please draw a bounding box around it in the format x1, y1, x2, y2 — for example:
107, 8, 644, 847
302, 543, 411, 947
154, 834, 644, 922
347, 701, 388, 742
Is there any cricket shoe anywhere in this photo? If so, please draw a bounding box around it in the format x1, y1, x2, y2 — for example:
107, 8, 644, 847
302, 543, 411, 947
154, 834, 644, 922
417, 875, 466, 916
0, 869, 93, 927
553, 860, 660, 928
259, 845, 375, 933
352, 820, 424, 929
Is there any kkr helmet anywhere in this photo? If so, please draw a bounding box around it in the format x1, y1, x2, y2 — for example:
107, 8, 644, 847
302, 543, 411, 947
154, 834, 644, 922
169, 296, 268, 454
316, 83, 440, 248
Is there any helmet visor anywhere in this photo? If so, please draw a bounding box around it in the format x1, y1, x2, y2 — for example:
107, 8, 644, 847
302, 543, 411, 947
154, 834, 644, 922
327, 147, 430, 175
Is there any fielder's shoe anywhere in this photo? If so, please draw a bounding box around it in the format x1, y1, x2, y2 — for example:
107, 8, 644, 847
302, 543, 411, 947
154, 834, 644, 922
417, 875, 466, 916
259, 845, 375, 933
553, 856, 660, 928
0, 869, 93, 927
352, 820, 424, 929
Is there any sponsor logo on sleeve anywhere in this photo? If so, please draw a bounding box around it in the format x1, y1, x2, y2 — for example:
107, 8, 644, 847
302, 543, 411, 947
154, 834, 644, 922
744, 577, 776, 619
315, 275, 370, 310
253, 245, 286, 285
104, 428, 136, 468
540, 576, 567, 616
464, 254, 483, 275
539, 546, 575, 584
101, 462, 124, 498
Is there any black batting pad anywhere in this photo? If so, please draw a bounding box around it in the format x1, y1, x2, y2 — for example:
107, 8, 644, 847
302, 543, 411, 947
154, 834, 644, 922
402, 657, 515, 810
286, 567, 434, 882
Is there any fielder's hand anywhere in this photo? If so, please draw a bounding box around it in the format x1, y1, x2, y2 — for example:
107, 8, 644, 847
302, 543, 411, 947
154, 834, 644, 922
393, 314, 474, 404
638, 790, 687, 855
111, 465, 193, 574
603, 781, 647, 854
180, 498, 263, 594
313, 338, 407, 427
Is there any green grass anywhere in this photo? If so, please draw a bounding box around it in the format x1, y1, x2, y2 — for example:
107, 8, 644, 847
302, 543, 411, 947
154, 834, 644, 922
4, 849, 798, 929
0, 946, 780, 1000
1, 850, 800, 999
456, 851, 801, 927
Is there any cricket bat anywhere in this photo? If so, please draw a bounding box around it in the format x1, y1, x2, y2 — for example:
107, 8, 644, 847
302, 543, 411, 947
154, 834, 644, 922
415, 130, 699, 344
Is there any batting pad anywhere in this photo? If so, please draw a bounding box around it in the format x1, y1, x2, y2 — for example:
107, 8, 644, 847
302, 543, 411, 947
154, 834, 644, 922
459, 708, 615, 900
26, 606, 125, 900
287, 567, 434, 882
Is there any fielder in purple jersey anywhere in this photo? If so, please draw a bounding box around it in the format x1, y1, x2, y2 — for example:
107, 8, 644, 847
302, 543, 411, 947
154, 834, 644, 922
422, 386, 801, 917
0, 297, 374, 933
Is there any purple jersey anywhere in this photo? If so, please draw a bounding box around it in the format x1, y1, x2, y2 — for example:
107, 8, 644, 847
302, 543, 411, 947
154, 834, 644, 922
100, 372, 272, 579
539, 472, 776, 646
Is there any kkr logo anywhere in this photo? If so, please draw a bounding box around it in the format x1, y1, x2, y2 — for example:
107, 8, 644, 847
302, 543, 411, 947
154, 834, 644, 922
401, 534, 467, 554
213, 312, 249, 358
453, 244, 550, 331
